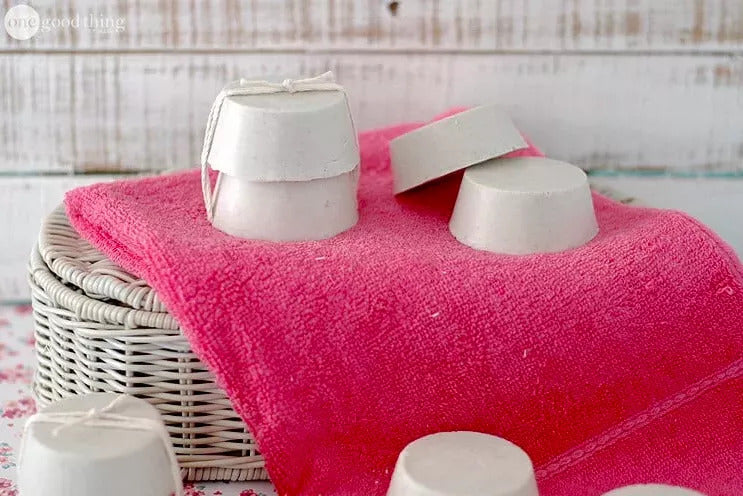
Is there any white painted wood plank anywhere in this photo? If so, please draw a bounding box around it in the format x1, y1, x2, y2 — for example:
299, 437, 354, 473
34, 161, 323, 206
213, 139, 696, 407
590, 175, 743, 256
0, 175, 122, 301
1, 0, 741, 53
2, 52, 742, 174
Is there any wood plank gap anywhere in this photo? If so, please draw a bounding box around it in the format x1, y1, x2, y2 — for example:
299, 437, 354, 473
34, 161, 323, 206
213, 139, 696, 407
0, 47, 742, 56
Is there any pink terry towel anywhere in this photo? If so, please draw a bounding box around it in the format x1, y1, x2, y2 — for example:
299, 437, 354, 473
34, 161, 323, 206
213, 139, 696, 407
65, 116, 743, 496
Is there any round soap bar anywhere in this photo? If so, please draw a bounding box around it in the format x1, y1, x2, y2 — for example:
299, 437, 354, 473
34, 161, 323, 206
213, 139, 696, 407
387, 431, 538, 496
18, 393, 180, 496
208, 89, 359, 181
603, 485, 706, 496
389, 105, 527, 193
449, 157, 598, 255
211, 165, 359, 241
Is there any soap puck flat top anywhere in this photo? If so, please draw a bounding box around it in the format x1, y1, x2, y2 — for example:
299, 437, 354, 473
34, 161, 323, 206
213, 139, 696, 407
603, 485, 706, 496
30, 392, 162, 459
230, 90, 342, 111
387, 431, 538, 496
465, 156, 587, 193
389, 105, 527, 193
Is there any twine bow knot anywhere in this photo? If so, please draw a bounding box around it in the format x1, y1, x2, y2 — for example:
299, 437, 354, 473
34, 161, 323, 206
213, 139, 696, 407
200, 71, 345, 221
49, 395, 126, 436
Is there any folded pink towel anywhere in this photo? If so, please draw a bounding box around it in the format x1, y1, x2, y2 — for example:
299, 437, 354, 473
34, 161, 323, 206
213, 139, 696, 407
65, 117, 743, 496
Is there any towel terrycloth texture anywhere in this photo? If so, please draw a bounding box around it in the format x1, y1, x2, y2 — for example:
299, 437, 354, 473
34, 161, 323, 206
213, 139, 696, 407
65, 114, 743, 496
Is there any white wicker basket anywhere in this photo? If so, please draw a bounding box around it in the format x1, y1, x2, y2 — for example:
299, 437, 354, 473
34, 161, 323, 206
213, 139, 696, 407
29, 205, 268, 482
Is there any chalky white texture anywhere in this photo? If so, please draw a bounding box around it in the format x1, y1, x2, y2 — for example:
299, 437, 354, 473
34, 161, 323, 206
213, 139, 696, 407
212, 167, 359, 241
201, 72, 358, 219
18, 393, 182, 496
387, 431, 538, 496
204, 74, 358, 180
389, 105, 527, 194
449, 157, 599, 255
603, 484, 706, 495
201, 72, 360, 240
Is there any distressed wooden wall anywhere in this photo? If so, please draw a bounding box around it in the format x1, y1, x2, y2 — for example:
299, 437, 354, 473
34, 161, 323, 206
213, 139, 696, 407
3, 0, 743, 51
1, 0, 742, 300
2, 0, 743, 173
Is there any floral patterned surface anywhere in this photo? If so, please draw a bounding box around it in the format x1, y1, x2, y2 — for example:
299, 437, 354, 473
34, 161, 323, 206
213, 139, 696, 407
0, 305, 276, 496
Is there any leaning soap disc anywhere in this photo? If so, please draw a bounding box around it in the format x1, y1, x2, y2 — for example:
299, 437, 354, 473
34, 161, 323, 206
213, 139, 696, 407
389, 105, 527, 193
449, 156, 599, 255
603, 484, 706, 495
386, 431, 538, 496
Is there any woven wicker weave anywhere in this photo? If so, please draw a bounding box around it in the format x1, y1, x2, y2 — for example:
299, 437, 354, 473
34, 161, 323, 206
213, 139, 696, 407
29, 205, 268, 482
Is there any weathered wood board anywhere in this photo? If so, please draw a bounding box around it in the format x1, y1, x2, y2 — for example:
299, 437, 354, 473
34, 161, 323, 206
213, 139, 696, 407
2, 52, 742, 174
0, 175, 121, 301
1, 0, 742, 52
591, 175, 743, 255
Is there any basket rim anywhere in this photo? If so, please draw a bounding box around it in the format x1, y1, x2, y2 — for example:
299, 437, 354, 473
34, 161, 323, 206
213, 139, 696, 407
39, 205, 166, 312
30, 244, 180, 330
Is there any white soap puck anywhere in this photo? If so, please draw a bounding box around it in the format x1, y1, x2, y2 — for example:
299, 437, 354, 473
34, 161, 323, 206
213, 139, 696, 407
18, 393, 181, 496
389, 105, 527, 193
387, 431, 538, 496
212, 166, 359, 241
603, 484, 706, 496
449, 157, 598, 255
208, 89, 359, 182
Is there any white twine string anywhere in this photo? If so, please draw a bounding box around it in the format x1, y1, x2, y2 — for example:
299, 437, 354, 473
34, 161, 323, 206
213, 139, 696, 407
200, 71, 346, 221
18, 395, 184, 496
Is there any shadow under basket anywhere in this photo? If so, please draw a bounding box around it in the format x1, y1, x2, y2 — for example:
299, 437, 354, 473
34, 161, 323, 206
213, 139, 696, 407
28, 205, 268, 482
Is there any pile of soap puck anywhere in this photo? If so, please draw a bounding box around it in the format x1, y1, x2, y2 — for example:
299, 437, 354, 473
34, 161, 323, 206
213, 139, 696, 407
387, 431, 705, 496
390, 106, 599, 255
